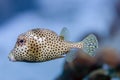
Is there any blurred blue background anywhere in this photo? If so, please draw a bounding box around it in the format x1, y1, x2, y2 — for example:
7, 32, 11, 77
0, 0, 119, 80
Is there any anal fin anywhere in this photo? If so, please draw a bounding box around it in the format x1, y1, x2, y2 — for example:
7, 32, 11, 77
65, 49, 78, 63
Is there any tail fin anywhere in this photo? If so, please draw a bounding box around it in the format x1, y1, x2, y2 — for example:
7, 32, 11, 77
82, 34, 98, 56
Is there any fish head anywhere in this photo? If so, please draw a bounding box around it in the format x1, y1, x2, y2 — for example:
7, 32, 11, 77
8, 32, 40, 62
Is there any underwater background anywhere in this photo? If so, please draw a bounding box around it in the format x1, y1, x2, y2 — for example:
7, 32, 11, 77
0, 0, 120, 80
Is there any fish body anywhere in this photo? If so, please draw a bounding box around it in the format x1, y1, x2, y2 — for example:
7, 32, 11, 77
8, 28, 98, 62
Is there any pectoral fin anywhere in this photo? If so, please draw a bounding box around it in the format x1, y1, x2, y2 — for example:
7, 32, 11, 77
53, 55, 65, 60
56, 55, 65, 58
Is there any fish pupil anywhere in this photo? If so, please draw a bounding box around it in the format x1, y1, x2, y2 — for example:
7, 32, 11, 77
17, 39, 26, 46
20, 40, 24, 43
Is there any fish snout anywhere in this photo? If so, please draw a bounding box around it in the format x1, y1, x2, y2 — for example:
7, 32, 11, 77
8, 53, 16, 62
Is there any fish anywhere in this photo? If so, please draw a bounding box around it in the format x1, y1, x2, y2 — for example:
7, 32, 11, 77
8, 27, 98, 63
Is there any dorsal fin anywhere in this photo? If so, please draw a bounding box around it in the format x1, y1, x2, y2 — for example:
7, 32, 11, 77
59, 27, 70, 41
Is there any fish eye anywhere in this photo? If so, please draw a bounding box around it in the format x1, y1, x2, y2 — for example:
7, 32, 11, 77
17, 39, 26, 46
20, 40, 24, 43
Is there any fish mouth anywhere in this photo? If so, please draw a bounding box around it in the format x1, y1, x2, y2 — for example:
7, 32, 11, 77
8, 53, 16, 62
